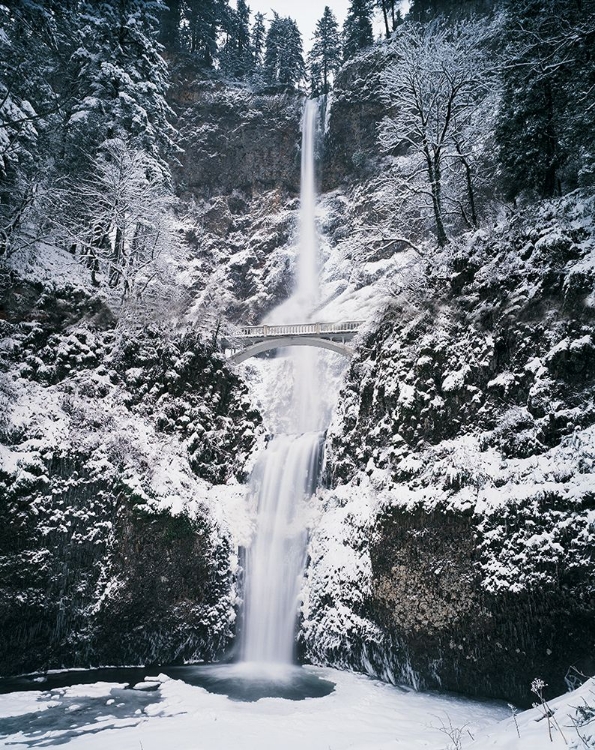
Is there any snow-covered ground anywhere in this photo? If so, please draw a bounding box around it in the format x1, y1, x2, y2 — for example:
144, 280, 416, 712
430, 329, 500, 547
474, 676, 595, 749
2, 668, 592, 749
0, 667, 511, 749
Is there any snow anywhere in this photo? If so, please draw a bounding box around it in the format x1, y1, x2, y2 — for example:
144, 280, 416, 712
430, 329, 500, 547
0, 667, 510, 750
441, 365, 470, 392
471, 677, 595, 749
2, 241, 91, 290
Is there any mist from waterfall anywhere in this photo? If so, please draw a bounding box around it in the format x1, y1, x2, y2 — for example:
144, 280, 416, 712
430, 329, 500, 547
241, 99, 326, 667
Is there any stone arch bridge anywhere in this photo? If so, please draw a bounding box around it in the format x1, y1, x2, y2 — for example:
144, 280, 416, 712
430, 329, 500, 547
225, 321, 363, 364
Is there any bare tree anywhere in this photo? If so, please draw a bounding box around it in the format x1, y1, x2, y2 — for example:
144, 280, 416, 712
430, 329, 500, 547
378, 19, 497, 246
50, 138, 173, 299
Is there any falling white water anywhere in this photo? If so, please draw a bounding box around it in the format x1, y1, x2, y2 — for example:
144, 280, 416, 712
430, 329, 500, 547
242, 433, 324, 664
296, 99, 319, 313
292, 99, 325, 434
241, 99, 325, 666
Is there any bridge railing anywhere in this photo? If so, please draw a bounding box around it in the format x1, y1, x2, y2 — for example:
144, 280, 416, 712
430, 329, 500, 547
237, 321, 363, 338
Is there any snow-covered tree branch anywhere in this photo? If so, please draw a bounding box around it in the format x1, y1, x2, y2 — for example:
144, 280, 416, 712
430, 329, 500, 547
49, 139, 173, 299
378, 19, 498, 246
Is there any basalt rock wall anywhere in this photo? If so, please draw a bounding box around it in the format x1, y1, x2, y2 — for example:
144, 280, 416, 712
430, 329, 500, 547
169, 74, 303, 200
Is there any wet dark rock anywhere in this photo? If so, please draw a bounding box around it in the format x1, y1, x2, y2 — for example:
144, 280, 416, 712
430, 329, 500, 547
0, 276, 262, 676
323, 46, 389, 190
369, 504, 595, 706
0, 451, 233, 675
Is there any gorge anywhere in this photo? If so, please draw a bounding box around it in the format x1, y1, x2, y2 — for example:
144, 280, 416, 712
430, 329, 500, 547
1, 1, 594, 748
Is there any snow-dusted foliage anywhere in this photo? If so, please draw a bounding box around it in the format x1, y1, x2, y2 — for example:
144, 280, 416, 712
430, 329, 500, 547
300, 477, 395, 682
0, 2, 175, 298
48, 139, 174, 298
378, 18, 499, 246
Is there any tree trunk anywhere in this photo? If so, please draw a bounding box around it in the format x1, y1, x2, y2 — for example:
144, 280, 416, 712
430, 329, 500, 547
380, 0, 390, 38
390, 0, 397, 31
109, 226, 124, 288
542, 80, 558, 198
424, 143, 448, 247
454, 138, 478, 227
159, 0, 182, 53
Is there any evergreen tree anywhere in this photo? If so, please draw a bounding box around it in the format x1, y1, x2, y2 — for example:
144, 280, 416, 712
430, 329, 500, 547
220, 0, 253, 79
0, 2, 77, 256
308, 7, 342, 95
64, 0, 174, 174
159, 0, 182, 53
251, 12, 266, 69
264, 15, 305, 87
184, 0, 223, 67
408, 0, 499, 21
342, 0, 374, 61
377, 0, 402, 36
0, 0, 175, 264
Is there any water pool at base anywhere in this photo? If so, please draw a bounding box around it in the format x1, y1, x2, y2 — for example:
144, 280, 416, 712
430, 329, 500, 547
166, 663, 336, 702
0, 662, 335, 702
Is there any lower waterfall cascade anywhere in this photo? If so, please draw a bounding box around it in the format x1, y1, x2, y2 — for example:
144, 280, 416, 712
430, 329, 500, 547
241, 432, 324, 665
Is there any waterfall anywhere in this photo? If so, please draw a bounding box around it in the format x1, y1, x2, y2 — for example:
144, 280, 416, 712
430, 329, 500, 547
242, 433, 324, 664
241, 99, 324, 666
296, 99, 319, 313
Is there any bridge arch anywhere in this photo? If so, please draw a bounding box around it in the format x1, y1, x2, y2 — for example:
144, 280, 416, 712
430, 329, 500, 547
229, 336, 353, 364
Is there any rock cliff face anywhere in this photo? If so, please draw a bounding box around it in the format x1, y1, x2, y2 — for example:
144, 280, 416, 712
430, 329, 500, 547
0, 72, 310, 678
165, 65, 388, 326
162, 70, 595, 707
0, 272, 261, 676
322, 46, 388, 191
166, 78, 308, 325
301, 195, 595, 705
169, 77, 303, 200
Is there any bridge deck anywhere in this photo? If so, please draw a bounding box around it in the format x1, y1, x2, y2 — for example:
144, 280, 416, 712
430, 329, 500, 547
236, 321, 362, 342
224, 321, 363, 363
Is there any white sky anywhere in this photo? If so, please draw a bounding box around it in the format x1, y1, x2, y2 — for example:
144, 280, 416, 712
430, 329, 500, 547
240, 0, 388, 53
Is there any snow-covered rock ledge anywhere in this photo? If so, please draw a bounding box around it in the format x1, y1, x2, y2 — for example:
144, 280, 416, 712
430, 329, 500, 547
301, 195, 595, 706
0, 268, 262, 676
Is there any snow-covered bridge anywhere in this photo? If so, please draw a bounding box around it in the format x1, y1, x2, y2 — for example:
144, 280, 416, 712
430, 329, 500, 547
225, 321, 363, 364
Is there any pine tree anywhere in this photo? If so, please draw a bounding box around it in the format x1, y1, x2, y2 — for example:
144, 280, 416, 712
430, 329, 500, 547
408, 0, 499, 21
264, 15, 305, 87
159, 0, 182, 53
184, 0, 222, 67
342, 0, 374, 61
0, 0, 175, 261
220, 0, 253, 79
0, 2, 77, 256
251, 12, 266, 69
308, 7, 342, 95
377, 0, 402, 36
63, 0, 174, 175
